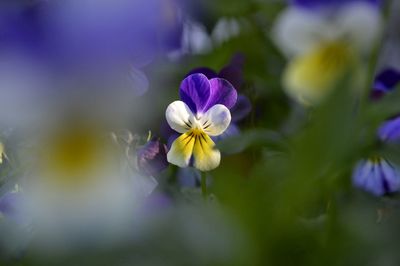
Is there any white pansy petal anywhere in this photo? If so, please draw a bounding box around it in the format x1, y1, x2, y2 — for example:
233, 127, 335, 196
166, 101, 195, 133
272, 8, 334, 57
200, 104, 231, 136
336, 2, 382, 54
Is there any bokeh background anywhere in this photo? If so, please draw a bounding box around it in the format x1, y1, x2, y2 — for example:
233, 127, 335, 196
1, 0, 400, 265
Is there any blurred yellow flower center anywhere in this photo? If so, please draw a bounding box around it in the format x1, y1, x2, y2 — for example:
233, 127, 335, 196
39, 126, 109, 186
283, 42, 357, 105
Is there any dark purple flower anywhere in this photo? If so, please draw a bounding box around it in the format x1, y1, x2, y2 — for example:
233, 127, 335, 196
373, 68, 400, 94
291, 0, 380, 9
353, 157, 400, 196
179, 73, 237, 115
137, 138, 169, 176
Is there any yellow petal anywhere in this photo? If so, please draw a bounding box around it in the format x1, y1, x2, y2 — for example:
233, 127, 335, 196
167, 132, 196, 168
192, 131, 221, 171
283, 42, 357, 105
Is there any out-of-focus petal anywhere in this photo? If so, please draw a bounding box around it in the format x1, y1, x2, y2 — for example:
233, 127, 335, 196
352, 158, 400, 196
272, 8, 334, 57
200, 104, 231, 137
231, 95, 251, 123
166, 101, 195, 134
335, 2, 382, 54
378, 116, 400, 142
127, 67, 149, 96
291, 0, 380, 9
373, 68, 400, 92
137, 138, 169, 176
212, 123, 240, 144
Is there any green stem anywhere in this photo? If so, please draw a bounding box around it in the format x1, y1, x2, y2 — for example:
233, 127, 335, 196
201, 172, 207, 199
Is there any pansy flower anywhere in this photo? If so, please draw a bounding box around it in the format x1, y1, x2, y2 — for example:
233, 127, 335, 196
165, 73, 237, 171
187, 55, 252, 141
273, 0, 382, 105
352, 157, 400, 196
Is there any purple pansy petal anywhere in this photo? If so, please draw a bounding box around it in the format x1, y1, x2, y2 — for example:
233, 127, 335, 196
204, 78, 237, 111
186, 67, 218, 79
352, 158, 400, 196
179, 73, 211, 114
137, 138, 169, 176
291, 0, 380, 9
231, 94, 252, 123
373, 68, 400, 93
378, 116, 400, 142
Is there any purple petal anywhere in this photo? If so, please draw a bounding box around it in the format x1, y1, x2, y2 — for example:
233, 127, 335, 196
179, 73, 211, 114
186, 67, 218, 79
0, 191, 26, 223
212, 123, 240, 143
352, 158, 400, 196
218, 53, 245, 89
204, 78, 237, 111
231, 94, 252, 122
137, 138, 169, 176
291, 0, 380, 9
373, 68, 400, 93
378, 116, 400, 142
177, 167, 200, 187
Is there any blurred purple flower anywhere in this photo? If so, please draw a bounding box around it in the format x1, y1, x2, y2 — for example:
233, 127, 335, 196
378, 116, 400, 143
0, 1, 45, 56
372, 68, 400, 98
137, 138, 169, 176
0, 190, 26, 224
291, 0, 380, 9
353, 157, 400, 196
370, 68, 400, 142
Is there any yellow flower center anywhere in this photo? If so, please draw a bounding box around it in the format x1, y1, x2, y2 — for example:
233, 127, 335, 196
283, 42, 358, 105
38, 125, 113, 187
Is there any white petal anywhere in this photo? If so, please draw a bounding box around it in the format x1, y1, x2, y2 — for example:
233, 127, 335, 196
165, 101, 194, 134
335, 2, 382, 54
272, 8, 335, 57
200, 104, 231, 136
